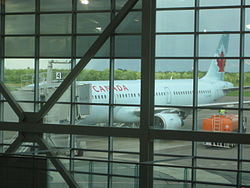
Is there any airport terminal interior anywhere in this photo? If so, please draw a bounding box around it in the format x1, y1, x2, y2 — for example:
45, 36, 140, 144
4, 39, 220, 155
1, 0, 250, 187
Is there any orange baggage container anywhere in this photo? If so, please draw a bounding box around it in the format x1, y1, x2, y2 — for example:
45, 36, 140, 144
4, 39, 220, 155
202, 114, 238, 132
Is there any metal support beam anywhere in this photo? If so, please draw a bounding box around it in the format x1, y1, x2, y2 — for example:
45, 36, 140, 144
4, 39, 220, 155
34, 135, 80, 188
5, 134, 25, 154
0, 81, 25, 121
0, 122, 143, 138
140, 0, 156, 187
37, 0, 139, 122
5, 132, 79, 188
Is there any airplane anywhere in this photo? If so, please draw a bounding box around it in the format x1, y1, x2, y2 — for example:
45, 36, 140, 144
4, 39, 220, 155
72, 34, 243, 129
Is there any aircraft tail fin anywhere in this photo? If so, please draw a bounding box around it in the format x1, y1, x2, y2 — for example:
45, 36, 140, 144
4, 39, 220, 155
202, 34, 229, 81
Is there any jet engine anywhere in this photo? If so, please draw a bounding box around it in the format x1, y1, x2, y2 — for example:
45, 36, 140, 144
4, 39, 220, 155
154, 113, 183, 129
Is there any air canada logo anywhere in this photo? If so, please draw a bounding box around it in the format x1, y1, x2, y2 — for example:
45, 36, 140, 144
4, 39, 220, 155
217, 51, 226, 72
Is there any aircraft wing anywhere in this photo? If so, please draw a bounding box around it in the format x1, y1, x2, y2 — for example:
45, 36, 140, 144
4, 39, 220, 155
133, 100, 250, 117
198, 100, 250, 108
223, 86, 250, 92
133, 107, 190, 118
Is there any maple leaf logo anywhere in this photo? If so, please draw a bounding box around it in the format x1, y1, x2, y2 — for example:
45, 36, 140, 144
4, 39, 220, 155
217, 51, 226, 72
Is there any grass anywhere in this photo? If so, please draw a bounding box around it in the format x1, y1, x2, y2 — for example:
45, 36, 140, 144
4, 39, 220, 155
227, 90, 250, 97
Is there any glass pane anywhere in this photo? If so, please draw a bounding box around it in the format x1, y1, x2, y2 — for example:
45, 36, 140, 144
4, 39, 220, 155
75, 173, 108, 188
154, 140, 192, 166
113, 137, 139, 154
1, 131, 18, 152
112, 163, 138, 177
246, 8, 250, 30
2, 103, 18, 122
242, 146, 250, 187
197, 141, 238, 158
115, 36, 141, 57
199, 9, 240, 32
40, 36, 71, 57
40, 0, 72, 11
156, 10, 194, 33
5, 0, 35, 13
243, 110, 250, 133
243, 144, 250, 160
73, 59, 111, 126
245, 34, 250, 57
45, 104, 71, 124
244, 61, 250, 109
77, 0, 110, 10
196, 169, 236, 185
114, 59, 141, 104
116, 11, 141, 33
242, 171, 250, 187
5, 15, 35, 34
156, 35, 194, 57
113, 59, 141, 127
156, 0, 194, 8
199, 34, 239, 57
5, 37, 34, 57
198, 59, 239, 107
200, 0, 240, 6
154, 59, 193, 130
40, 14, 72, 34
76, 105, 109, 126
76, 36, 110, 57
199, 109, 239, 133
4, 58, 34, 93
73, 159, 108, 174
38, 58, 71, 105
77, 13, 110, 34
112, 177, 137, 188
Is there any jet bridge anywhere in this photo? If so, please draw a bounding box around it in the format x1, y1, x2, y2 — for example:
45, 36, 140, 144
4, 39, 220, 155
76, 83, 92, 119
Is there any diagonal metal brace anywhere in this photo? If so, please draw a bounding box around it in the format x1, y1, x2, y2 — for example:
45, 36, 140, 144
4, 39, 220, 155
33, 135, 80, 188
37, 0, 139, 122
0, 81, 25, 121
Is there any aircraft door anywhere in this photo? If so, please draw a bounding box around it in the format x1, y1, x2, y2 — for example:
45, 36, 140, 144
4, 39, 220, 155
77, 84, 92, 116
165, 87, 171, 104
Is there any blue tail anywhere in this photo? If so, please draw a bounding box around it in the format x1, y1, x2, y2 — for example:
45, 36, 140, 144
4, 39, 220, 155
202, 34, 229, 81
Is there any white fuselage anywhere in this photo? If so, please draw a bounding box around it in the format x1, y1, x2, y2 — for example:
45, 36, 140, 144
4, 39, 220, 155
76, 78, 233, 125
